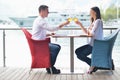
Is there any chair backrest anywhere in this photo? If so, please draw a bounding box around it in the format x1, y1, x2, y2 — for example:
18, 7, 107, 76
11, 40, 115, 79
104, 28, 120, 40
91, 28, 120, 68
21, 28, 51, 68
104, 28, 120, 49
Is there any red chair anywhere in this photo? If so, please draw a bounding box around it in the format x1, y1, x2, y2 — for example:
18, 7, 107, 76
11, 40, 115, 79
21, 28, 52, 73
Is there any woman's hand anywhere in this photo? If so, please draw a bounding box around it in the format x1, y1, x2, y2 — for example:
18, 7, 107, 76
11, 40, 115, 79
75, 21, 88, 34
75, 21, 82, 26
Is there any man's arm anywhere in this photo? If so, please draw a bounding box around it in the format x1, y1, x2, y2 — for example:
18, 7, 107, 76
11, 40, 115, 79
42, 21, 70, 32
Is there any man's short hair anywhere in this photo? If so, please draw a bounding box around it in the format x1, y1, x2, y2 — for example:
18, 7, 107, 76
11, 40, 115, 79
38, 5, 48, 13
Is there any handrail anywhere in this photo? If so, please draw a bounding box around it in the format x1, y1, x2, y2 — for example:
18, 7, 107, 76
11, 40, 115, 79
0, 27, 118, 67
0, 27, 118, 30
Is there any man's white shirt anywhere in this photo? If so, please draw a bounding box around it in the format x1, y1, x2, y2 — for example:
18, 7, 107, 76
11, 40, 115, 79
32, 16, 60, 40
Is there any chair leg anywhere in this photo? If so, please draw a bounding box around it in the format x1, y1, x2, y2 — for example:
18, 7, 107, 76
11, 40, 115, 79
110, 68, 113, 74
29, 69, 32, 74
50, 67, 53, 74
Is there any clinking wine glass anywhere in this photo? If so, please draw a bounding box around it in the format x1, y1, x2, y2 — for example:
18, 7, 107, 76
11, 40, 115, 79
73, 17, 78, 22
67, 17, 78, 36
67, 17, 78, 22
68, 18, 73, 22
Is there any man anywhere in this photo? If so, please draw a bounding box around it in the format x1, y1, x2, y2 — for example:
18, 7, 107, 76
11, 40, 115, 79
32, 5, 69, 74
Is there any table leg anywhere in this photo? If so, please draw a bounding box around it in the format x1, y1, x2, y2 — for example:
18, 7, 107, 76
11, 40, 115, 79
3, 30, 6, 67
70, 37, 74, 72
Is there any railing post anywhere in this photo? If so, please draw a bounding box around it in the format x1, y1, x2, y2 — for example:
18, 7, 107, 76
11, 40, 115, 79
3, 30, 6, 67
0, 27, 117, 68
110, 29, 112, 33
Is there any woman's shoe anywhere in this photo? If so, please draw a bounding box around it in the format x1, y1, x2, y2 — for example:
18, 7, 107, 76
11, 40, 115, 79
92, 67, 98, 72
87, 67, 98, 74
87, 67, 94, 74
87, 69, 94, 74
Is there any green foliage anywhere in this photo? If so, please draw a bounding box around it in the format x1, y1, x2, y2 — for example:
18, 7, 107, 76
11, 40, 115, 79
101, 4, 120, 21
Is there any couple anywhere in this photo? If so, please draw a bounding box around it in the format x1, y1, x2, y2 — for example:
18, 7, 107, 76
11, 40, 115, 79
32, 5, 103, 74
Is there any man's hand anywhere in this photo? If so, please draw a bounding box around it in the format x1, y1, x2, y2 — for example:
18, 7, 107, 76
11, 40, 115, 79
46, 33, 55, 37
51, 32, 55, 35
64, 21, 70, 25
59, 21, 70, 28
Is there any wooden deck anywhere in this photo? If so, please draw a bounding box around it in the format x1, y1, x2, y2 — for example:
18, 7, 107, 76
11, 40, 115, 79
0, 67, 120, 80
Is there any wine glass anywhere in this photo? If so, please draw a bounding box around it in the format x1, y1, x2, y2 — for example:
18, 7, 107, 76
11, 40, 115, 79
73, 17, 78, 22
68, 18, 73, 22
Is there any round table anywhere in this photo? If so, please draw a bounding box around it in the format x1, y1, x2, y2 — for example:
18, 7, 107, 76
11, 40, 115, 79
52, 34, 92, 73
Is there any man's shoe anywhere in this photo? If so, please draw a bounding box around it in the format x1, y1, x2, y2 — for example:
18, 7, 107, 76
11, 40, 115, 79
46, 68, 51, 74
52, 67, 61, 74
46, 67, 61, 74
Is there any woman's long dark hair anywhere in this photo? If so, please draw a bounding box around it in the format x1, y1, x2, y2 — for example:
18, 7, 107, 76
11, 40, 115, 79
91, 7, 101, 23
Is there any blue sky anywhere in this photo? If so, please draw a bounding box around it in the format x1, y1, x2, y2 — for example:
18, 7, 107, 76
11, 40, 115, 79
0, 0, 119, 17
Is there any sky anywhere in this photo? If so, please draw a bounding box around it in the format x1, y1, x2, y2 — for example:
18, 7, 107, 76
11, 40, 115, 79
0, 0, 119, 17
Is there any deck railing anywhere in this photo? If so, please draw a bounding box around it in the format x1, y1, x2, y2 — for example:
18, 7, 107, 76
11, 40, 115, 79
0, 27, 118, 67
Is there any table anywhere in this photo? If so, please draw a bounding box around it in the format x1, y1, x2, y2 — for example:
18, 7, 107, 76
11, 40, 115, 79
52, 34, 92, 73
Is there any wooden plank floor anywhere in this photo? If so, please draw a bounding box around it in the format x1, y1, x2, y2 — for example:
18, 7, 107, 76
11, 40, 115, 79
0, 67, 120, 80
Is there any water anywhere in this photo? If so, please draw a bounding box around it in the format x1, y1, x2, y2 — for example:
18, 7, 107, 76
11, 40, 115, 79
0, 24, 120, 69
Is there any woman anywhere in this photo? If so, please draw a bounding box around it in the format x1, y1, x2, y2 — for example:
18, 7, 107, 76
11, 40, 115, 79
75, 6, 103, 74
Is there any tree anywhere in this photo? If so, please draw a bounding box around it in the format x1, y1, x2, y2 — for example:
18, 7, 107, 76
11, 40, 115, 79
101, 4, 120, 21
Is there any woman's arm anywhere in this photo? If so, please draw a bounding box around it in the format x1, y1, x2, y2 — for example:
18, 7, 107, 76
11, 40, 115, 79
75, 19, 102, 36
75, 21, 91, 35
